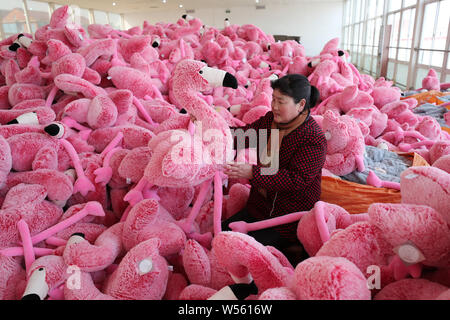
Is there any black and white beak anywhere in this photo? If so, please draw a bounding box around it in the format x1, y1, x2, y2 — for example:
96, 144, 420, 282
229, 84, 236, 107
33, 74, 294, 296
8, 42, 20, 52
18, 34, 32, 48
138, 257, 153, 275
7, 112, 39, 125
152, 37, 161, 48
268, 73, 279, 81
308, 58, 320, 68
199, 66, 238, 89
182, 14, 194, 21
44, 122, 65, 139
259, 61, 269, 69
224, 18, 230, 28
21, 267, 49, 300
338, 50, 345, 57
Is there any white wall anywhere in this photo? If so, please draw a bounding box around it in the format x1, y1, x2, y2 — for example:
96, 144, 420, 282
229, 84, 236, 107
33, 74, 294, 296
123, 1, 344, 57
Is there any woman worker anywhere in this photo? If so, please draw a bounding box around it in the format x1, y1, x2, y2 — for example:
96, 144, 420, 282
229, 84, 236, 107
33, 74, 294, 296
223, 73, 327, 265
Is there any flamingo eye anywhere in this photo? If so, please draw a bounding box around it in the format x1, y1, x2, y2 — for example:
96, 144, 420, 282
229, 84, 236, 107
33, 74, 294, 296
199, 70, 203, 74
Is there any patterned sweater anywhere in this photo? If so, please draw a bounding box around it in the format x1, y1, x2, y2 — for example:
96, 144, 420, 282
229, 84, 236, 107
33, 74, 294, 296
232, 111, 327, 243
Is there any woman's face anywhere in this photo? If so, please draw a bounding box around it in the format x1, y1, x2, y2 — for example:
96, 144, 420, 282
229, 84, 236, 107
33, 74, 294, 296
271, 89, 306, 124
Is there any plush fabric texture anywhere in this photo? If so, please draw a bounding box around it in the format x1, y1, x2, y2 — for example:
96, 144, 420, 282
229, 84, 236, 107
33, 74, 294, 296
375, 279, 448, 300
212, 231, 292, 293
292, 256, 371, 300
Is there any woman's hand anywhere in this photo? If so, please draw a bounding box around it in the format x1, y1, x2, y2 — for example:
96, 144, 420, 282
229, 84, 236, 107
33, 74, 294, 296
224, 162, 254, 180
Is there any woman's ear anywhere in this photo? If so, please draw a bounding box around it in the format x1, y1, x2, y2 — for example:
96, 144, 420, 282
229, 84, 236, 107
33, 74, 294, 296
297, 99, 306, 113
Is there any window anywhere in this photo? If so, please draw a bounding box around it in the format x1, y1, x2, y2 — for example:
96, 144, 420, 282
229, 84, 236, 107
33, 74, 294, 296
93, 10, 108, 25
0, 0, 28, 39
414, 0, 450, 88
109, 12, 121, 30
26, 0, 50, 34
388, 0, 402, 12
71, 6, 91, 30
342, 0, 388, 78
343, 0, 449, 89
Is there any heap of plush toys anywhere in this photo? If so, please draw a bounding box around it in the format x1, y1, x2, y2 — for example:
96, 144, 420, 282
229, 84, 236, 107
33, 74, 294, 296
0, 6, 449, 300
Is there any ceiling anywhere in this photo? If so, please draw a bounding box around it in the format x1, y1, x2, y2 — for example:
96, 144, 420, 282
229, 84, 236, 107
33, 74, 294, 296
40, 0, 342, 14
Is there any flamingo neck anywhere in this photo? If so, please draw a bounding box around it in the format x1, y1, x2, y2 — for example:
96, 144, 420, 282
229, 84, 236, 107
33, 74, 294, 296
172, 82, 209, 120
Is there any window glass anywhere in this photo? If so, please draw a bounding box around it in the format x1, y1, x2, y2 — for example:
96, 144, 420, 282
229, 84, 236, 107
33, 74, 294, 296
396, 63, 409, 85
368, 0, 377, 18
0, 0, 28, 39
388, 0, 402, 12
93, 10, 108, 25
420, 2, 438, 50
403, 0, 417, 7
109, 12, 121, 30
387, 61, 395, 79
72, 6, 91, 30
377, 0, 385, 16
26, 0, 50, 34
434, 0, 449, 50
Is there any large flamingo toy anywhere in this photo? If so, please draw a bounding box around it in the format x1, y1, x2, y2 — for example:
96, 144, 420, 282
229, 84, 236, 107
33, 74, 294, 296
124, 59, 238, 244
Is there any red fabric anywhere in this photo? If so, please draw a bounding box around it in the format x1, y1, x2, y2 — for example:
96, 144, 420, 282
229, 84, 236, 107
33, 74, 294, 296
231, 111, 327, 242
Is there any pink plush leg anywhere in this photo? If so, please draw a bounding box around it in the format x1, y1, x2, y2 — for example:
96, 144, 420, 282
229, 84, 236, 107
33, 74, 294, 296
30, 201, 104, 245
281, 62, 290, 75
188, 120, 195, 137
355, 155, 365, 172
366, 170, 401, 190
178, 179, 212, 235
100, 131, 124, 157
399, 140, 435, 152
0, 247, 54, 257
61, 117, 92, 140
17, 219, 35, 272
314, 201, 331, 243
151, 85, 164, 100
123, 177, 148, 206
132, 96, 155, 125
348, 63, 371, 91
403, 131, 427, 142
59, 138, 96, 196
45, 236, 67, 247
94, 147, 122, 184
213, 171, 223, 236
229, 210, 308, 234
45, 85, 59, 108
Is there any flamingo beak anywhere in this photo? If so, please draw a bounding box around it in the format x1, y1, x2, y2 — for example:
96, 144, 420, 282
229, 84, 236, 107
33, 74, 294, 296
21, 267, 49, 300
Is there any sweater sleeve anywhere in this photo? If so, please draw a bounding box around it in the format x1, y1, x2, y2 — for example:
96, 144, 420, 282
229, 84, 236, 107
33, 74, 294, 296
250, 139, 326, 193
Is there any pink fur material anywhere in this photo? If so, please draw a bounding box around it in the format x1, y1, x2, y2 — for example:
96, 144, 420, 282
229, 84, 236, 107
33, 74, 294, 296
292, 256, 371, 300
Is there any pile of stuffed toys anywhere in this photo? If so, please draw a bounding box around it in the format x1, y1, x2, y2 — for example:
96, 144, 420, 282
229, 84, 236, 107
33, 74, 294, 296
0, 5, 449, 300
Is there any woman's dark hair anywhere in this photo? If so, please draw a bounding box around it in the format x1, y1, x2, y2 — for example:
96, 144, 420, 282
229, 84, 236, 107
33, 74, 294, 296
271, 74, 320, 112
